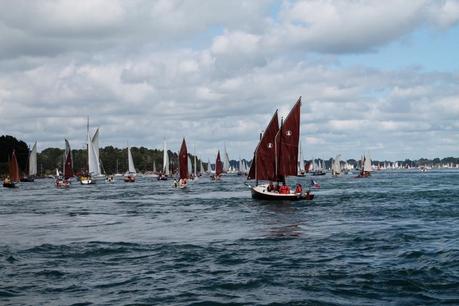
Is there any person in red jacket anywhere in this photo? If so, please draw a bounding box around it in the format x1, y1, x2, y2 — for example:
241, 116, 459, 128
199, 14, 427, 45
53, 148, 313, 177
295, 183, 302, 194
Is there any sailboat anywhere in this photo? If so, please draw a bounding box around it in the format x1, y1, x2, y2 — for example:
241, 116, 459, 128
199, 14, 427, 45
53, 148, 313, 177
223, 144, 231, 173
20, 142, 37, 182
80, 119, 105, 184
158, 139, 169, 180
174, 138, 189, 188
332, 154, 341, 176
124, 146, 136, 182
211, 150, 223, 180
297, 142, 305, 177
247, 97, 314, 201
3, 150, 20, 188
311, 158, 326, 176
56, 139, 73, 188
357, 153, 372, 178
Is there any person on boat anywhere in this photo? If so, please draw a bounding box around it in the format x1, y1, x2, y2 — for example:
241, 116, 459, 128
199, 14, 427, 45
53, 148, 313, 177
295, 183, 302, 194
3, 176, 11, 185
279, 182, 290, 194
179, 178, 187, 187
267, 181, 274, 192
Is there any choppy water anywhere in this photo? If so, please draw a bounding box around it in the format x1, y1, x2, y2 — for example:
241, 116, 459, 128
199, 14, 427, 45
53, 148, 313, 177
1, 171, 458, 305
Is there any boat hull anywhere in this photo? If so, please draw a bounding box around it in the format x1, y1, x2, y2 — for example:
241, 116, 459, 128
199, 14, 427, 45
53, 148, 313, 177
20, 177, 35, 182
3, 182, 16, 188
124, 175, 135, 182
251, 185, 314, 201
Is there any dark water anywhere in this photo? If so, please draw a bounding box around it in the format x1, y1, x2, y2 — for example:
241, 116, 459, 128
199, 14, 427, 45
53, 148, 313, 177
1, 171, 458, 305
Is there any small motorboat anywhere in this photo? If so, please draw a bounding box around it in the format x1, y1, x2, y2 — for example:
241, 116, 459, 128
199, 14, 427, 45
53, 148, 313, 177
80, 175, 93, 185
55, 178, 70, 188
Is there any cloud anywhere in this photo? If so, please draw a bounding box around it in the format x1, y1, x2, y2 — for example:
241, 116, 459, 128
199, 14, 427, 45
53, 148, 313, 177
0, 1, 458, 160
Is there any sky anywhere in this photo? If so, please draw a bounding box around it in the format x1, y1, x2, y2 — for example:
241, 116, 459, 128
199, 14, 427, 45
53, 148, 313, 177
0, 0, 458, 161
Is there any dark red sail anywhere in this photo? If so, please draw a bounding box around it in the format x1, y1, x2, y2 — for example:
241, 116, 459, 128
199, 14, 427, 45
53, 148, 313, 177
179, 138, 188, 179
215, 150, 223, 176
64, 152, 73, 179
247, 110, 279, 181
9, 150, 20, 182
275, 97, 301, 180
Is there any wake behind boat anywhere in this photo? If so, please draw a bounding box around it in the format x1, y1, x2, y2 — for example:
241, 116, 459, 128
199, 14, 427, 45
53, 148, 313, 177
247, 97, 314, 201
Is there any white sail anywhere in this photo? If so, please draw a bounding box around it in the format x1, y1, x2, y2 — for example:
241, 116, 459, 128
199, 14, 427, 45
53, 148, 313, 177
88, 133, 99, 175
298, 143, 304, 173
188, 156, 192, 174
91, 129, 102, 175
163, 140, 170, 175
200, 159, 204, 173
128, 147, 136, 174
223, 144, 230, 172
153, 160, 156, 173
193, 155, 197, 176
332, 154, 341, 175
29, 141, 37, 176
364, 154, 372, 172
207, 158, 212, 173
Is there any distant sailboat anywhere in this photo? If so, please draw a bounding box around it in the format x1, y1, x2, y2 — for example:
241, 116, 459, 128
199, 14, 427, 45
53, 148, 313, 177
124, 146, 136, 182
158, 139, 169, 180
81, 119, 105, 184
247, 97, 314, 200
175, 138, 189, 188
21, 142, 37, 182
223, 144, 230, 173
3, 150, 20, 188
357, 153, 372, 178
332, 154, 341, 176
56, 139, 73, 188
212, 150, 223, 180
297, 142, 305, 177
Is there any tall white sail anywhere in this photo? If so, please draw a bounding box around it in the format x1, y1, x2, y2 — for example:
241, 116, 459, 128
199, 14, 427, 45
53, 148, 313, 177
29, 141, 37, 176
88, 128, 102, 175
223, 144, 230, 172
364, 154, 372, 172
332, 154, 341, 175
128, 147, 136, 173
188, 155, 192, 175
298, 143, 304, 173
193, 155, 197, 176
163, 140, 169, 175
207, 158, 211, 173
88, 133, 99, 175
200, 159, 204, 174
153, 160, 156, 173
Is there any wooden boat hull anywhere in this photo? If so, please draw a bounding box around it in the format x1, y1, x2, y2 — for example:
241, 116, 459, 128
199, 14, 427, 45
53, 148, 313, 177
20, 177, 35, 182
3, 182, 16, 188
251, 185, 314, 201
124, 176, 135, 182
55, 179, 70, 188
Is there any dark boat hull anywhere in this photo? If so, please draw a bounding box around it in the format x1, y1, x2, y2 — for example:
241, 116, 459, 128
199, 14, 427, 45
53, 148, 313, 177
20, 177, 35, 182
3, 182, 16, 188
251, 185, 314, 201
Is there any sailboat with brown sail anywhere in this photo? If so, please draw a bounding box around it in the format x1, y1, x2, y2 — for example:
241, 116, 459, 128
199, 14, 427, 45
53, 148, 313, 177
56, 139, 73, 188
175, 138, 189, 188
3, 150, 20, 188
211, 150, 223, 180
247, 97, 314, 201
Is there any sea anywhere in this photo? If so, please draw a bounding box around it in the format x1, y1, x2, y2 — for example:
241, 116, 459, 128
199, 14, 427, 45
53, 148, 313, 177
1, 170, 458, 305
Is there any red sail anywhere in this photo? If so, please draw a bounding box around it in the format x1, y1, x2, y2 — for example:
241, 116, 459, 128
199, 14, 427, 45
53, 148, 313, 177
9, 150, 20, 182
247, 110, 279, 181
64, 152, 73, 179
275, 97, 301, 180
179, 138, 188, 179
215, 150, 223, 176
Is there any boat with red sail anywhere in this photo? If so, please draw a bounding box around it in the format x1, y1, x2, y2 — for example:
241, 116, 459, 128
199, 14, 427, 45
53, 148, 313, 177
174, 138, 189, 188
3, 150, 20, 188
56, 139, 73, 188
211, 150, 223, 180
247, 97, 314, 201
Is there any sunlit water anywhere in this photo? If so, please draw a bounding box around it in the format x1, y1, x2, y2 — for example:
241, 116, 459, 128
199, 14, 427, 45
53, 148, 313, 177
1, 171, 458, 305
